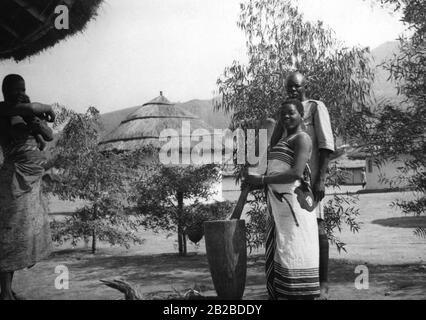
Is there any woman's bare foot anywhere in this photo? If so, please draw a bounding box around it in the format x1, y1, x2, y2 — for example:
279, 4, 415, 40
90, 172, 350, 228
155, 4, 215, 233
0, 292, 16, 300
12, 290, 25, 300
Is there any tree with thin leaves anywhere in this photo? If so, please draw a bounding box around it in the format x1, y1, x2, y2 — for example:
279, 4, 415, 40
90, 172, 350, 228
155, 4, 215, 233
216, 0, 374, 251
47, 106, 144, 254
131, 161, 223, 256
365, 0, 425, 237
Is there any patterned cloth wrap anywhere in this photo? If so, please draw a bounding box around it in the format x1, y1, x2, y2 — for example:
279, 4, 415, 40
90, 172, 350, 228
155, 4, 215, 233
0, 117, 52, 272
263, 132, 320, 300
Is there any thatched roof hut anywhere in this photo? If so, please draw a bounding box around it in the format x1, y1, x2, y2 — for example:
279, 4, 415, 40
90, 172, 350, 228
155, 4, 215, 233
99, 92, 222, 153
0, 0, 103, 61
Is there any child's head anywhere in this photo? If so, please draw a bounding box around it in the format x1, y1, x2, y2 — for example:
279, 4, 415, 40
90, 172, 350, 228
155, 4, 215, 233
2, 74, 26, 104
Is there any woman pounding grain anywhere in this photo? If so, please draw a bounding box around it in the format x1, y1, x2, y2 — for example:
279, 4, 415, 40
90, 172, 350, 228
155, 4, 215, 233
245, 99, 320, 300
0, 74, 55, 300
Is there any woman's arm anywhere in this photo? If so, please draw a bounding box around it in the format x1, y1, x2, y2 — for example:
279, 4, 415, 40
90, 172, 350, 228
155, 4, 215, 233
0, 101, 32, 116
0, 102, 55, 122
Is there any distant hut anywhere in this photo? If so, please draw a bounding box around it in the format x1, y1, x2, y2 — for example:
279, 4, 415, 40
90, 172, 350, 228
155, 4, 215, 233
365, 155, 411, 191
0, 0, 103, 61
332, 157, 366, 185
99, 91, 224, 163
100, 91, 225, 201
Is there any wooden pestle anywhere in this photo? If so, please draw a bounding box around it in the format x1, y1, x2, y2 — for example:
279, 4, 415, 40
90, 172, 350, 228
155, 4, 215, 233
227, 186, 251, 220
226, 118, 276, 221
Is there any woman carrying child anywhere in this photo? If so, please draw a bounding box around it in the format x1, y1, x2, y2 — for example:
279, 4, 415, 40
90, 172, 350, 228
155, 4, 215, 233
0, 74, 55, 300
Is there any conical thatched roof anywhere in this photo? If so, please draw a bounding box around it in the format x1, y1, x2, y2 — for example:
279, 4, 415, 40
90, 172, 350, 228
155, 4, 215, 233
0, 0, 103, 61
99, 92, 221, 152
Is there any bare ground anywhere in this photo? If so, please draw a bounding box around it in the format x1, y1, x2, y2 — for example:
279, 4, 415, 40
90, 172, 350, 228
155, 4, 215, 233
11, 190, 426, 300
13, 250, 426, 300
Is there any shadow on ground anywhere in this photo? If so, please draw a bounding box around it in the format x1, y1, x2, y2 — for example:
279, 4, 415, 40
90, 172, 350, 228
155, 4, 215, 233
372, 216, 426, 228
12, 249, 426, 300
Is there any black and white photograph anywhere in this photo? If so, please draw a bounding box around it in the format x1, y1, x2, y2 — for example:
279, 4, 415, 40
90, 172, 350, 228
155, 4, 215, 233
0, 0, 424, 304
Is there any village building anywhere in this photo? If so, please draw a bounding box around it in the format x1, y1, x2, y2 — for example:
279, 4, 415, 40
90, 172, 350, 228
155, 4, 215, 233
346, 148, 411, 191
331, 157, 366, 185
365, 155, 412, 191
99, 92, 225, 202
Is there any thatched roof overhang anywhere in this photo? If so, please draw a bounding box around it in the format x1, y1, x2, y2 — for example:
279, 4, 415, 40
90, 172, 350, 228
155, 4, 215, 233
0, 0, 103, 61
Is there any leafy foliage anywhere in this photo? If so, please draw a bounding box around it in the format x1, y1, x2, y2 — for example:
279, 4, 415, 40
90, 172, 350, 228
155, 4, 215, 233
186, 201, 235, 243
245, 190, 267, 252
217, 0, 374, 144
131, 159, 222, 256
216, 0, 368, 250
366, 0, 426, 236
46, 106, 144, 253
414, 227, 426, 239
323, 194, 361, 253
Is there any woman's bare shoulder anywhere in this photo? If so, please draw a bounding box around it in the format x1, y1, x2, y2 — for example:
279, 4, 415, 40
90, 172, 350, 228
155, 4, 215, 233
293, 132, 312, 149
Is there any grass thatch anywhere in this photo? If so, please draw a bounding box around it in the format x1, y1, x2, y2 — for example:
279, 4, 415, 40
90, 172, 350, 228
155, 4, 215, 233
0, 0, 104, 61
99, 98, 231, 140
100, 93, 221, 152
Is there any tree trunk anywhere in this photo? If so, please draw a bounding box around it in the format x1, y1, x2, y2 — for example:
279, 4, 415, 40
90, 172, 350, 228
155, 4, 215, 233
183, 232, 187, 255
177, 230, 185, 256
177, 192, 187, 256
92, 204, 97, 254
92, 229, 96, 254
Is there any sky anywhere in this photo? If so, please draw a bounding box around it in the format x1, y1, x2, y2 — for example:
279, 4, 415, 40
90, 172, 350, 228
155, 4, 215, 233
0, 0, 406, 113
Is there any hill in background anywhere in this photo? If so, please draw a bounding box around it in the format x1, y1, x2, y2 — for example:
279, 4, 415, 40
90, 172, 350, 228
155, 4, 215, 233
100, 41, 402, 137
177, 98, 231, 130
370, 41, 401, 103
0, 40, 403, 166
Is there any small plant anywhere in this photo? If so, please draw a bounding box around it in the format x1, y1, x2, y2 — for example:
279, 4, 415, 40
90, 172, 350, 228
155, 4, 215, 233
132, 161, 221, 256
185, 200, 234, 243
